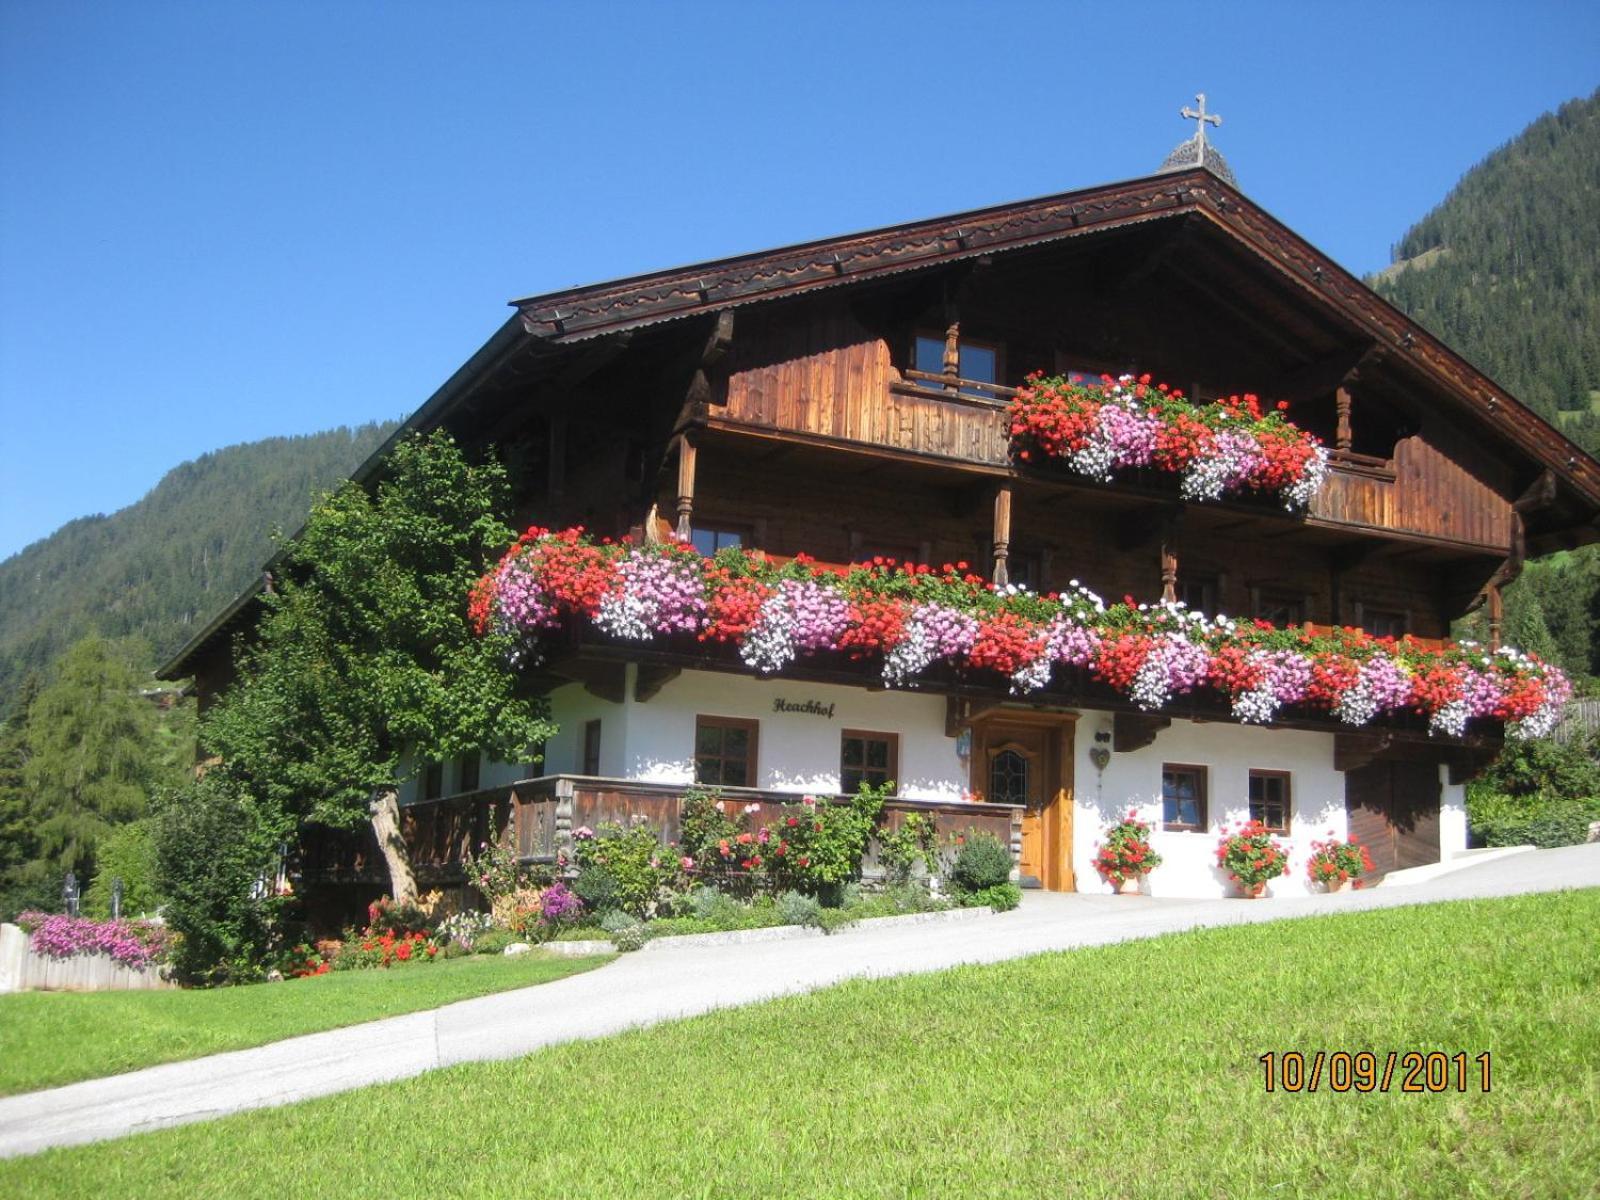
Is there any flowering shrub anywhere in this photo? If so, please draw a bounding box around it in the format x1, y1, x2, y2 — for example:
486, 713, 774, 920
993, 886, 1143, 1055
435, 910, 496, 951
280, 941, 331, 978
1007, 373, 1328, 510
1214, 821, 1290, 892
537, 881, 584, 927
334, 929, 437, 969
1093, 813, 1163, 886
1306, 836, 1375, 889
17, 911, 171, 971
365, 896, 436, 938
471, 528, 1570, 742
571, 816, 685, 917
875, 812, 942, 885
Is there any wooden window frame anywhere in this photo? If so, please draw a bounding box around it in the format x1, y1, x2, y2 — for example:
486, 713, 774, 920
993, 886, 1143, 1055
1177, 574, 1218, 617
1248, 769, 1292, 834
694, 715, 760, 788
1161, 763, 1208, 832
840, 729, 900, 796
582, 719, 603, 777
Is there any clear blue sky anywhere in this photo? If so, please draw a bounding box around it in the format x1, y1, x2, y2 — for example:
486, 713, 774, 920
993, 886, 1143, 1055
2, 1, 1597, 561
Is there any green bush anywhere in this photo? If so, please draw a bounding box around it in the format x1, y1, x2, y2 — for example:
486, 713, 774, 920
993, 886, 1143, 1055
473, 928, 519, 955
948, 831, 1013, 894
83, 818, 162, 918
572, 865, 620, 915
778, 890, 823, 928
599, 909, 641, 935
571, 818, 680, 917
1469, 790, 1600, 848
152, 773, 285, 985
611, 924, 647, 953
959, 882, 1022, 912
689, 886, 740, 923
875, 812, 940, 885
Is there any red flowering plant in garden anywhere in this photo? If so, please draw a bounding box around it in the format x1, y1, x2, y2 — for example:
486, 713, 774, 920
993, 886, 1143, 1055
1214, 821, 1290, 892
470, 528, 1571, 742
1006, 372, 1329, 510
1305, 835, 1375, 889
1092, 812, 1163, 887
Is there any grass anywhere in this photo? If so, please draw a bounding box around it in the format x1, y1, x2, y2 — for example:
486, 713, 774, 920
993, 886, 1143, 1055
0, 951, 611, 1097
4, 891, 1598, 1198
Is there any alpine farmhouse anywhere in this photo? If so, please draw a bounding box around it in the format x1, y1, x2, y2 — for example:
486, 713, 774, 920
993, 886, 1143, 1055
161, 131, 1600, 910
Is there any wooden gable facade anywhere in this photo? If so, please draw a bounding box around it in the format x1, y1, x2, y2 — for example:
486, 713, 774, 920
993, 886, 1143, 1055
163, 167, 1600, 905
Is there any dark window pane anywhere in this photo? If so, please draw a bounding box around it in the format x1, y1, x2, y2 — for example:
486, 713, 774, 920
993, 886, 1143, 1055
696, 724, 723, 756
724, 728, 748, 757
990, 750, 1029, 805
842, 738, 864, 767
696, 757, 720, 786
842, 768, 863, 794
866, 739, 889, 769
723, 761, 748, 787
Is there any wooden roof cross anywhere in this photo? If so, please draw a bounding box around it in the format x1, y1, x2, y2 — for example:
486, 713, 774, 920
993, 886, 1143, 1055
1180, 93, 1222, 147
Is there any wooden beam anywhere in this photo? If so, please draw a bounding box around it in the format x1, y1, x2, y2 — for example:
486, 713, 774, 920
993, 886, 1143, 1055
1113, 712, 1170, 753
1334, 731, 1392, 773
992, 484, 1012, 586
634, 664, 681, 703
675, 437, 698, 541
1486, 583, 1503, 652
1335, 384, 1353, 452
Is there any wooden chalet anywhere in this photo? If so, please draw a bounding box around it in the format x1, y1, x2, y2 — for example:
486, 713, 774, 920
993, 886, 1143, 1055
162, 148, 1600, 907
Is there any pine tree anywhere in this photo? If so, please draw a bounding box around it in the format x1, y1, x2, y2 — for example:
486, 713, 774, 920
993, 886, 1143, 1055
0, 673, 41, 878
20, 637, 162, 881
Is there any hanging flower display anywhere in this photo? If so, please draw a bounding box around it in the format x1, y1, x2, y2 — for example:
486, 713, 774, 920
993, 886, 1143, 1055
471, 528, 1570, 742
1007, 373, 1329, 509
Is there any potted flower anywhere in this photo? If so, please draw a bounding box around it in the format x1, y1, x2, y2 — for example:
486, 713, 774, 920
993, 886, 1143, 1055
1306, 835, 1374, 893
1214, 820, 1288, 898
1093, 812, 1162, 895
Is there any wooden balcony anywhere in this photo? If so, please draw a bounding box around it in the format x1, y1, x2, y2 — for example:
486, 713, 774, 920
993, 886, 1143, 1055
299, 775, 1023, 886
712, 366, 1514, 553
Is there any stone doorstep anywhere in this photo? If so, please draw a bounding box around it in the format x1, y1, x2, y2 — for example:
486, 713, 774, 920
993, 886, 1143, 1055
539, 904, 999, 957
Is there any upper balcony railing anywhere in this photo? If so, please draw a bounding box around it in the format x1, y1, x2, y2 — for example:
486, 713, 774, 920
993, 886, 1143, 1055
714, 362, 1514, 552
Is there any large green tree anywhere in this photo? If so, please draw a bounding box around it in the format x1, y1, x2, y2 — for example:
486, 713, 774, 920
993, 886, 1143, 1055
14, 637, 168, 889
203, 432, 554, 901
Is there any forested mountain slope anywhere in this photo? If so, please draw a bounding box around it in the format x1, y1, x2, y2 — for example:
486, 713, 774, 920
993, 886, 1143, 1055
0, 422, 398, 694
1371, 89, 1600, 451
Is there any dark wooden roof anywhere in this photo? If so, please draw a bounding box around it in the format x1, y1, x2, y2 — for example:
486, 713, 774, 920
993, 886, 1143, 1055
160, 167, 1600, 678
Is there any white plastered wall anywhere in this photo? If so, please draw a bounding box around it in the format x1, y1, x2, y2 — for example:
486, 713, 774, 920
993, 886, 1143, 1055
1072, 711, 1349, 899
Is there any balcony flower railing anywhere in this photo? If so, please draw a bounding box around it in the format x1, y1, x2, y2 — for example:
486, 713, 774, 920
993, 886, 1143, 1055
1006, 373, 1328, 510
471, 528, 1568, 741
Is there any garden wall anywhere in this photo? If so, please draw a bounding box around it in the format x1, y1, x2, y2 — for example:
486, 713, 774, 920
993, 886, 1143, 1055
0, 924, 175, 993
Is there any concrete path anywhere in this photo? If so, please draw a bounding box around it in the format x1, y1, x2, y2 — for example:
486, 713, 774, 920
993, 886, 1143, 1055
2, 843, 1596, 1159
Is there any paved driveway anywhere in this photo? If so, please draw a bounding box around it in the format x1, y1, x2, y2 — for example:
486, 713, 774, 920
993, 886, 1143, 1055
2, 843, 1595, 1159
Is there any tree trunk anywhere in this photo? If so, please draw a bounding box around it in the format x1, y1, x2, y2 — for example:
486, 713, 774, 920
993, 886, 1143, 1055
368, 786, 418, 902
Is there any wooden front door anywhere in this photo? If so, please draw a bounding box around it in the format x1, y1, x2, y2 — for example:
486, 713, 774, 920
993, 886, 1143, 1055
971, 713, 1075, 891
1345, 761, 1442, 880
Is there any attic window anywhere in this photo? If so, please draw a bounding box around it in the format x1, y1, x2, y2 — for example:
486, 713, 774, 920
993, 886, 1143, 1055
914, 335, 1000, 396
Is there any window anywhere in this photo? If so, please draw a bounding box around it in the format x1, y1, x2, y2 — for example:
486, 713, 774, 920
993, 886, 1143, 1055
988, 748, 1031, 806
691, 523, 748, 557
914, 335, 1000, 395
458, 754, 481, 794
422, 761, 443, 801
1178, 575, 1217, 616
582, 719, 602, 776
1162, 764, 1208, 831
841, 730, 898, 795
1248, 770, 1291, 833
695, 716, 759, 787
1362, 607, 1408, 639
1254, 592, 1304, 628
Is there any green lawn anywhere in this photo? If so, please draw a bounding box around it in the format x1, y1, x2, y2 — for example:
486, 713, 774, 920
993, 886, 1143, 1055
0, 951, 611, 1096
4, 891, 1598, 1198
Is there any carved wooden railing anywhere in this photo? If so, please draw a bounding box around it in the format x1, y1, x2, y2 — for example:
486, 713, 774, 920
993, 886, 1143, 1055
298, 776, 1023, 884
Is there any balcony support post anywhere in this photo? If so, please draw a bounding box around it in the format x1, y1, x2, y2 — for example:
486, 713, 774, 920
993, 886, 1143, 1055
675, 436, 698, 542
1335, 383, 1353, 453
1486, 582, 1503, 652
992, 484, 1012, 587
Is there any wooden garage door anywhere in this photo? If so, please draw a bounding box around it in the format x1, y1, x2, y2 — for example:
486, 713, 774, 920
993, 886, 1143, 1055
1345, 761, 1441, 878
